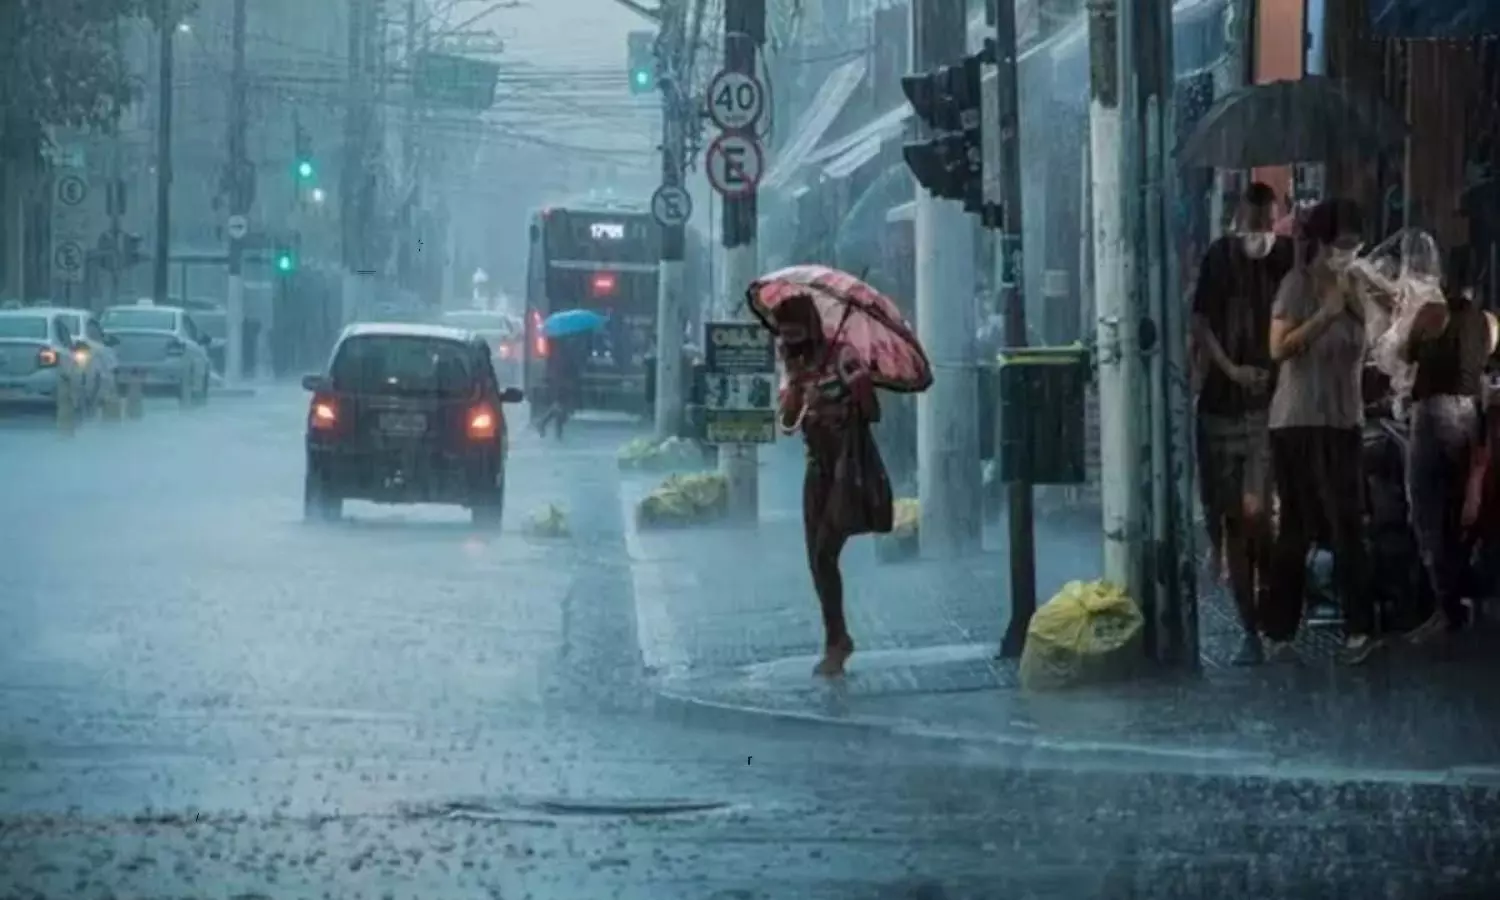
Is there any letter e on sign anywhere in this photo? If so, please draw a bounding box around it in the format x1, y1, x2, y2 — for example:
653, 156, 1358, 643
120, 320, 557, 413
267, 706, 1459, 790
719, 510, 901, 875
706, 133, 763, 199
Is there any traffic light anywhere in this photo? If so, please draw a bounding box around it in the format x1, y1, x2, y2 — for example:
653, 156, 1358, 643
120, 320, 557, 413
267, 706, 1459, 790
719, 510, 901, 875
273, 244, 297, 274
901, 55, 984, 212
293, 121, 315, 183
627, 30, 656, 94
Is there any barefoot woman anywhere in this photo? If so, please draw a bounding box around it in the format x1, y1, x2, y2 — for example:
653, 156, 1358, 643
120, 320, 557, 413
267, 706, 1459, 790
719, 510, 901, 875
773, 293, 892, 677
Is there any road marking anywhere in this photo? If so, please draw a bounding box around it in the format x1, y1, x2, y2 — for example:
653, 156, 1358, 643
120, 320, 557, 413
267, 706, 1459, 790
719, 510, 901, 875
620, 488, 691, 678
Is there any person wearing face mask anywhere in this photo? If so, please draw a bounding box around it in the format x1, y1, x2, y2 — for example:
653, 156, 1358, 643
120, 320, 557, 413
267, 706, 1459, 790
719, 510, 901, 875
1266, 198, 1380, 665
1190, 182, 1294, 665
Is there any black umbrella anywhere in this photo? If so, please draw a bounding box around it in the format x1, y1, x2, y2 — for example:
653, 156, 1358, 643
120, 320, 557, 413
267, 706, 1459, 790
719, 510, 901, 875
1177, 76, 1407, 170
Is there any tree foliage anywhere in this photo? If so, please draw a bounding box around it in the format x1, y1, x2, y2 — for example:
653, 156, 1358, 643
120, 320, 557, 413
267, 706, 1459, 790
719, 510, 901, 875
0, 0, 191, 162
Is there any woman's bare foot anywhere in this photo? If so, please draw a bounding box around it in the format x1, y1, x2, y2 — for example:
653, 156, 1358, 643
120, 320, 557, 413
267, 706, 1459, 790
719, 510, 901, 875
813, 636, 854, 677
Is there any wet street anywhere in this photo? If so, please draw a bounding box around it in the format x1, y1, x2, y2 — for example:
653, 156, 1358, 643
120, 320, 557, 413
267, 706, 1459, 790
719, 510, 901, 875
2, 390, 1499, 899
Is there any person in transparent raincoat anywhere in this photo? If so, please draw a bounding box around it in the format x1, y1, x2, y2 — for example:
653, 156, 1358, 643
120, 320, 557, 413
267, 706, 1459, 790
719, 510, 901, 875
1352, 228, 1446, 418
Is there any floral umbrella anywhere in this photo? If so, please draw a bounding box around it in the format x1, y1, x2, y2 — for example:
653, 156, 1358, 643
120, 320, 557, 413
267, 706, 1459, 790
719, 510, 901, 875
746, 264, 932, 393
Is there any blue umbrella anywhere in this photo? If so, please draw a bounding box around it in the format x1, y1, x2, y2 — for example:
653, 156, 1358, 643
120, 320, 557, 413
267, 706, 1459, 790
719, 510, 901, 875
542, 308, 609, 338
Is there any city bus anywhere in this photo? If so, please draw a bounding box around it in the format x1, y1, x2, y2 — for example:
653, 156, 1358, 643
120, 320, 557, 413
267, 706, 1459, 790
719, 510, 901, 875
522, 200, 661, 415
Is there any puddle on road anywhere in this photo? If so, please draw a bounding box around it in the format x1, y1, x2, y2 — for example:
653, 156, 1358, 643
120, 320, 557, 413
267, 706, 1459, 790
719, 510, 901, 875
411, 796, 735, 825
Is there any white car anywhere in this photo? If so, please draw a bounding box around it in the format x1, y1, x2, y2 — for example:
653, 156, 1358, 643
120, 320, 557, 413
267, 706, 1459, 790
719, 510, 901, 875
0, 309, 87, 411
441, 310, 523, 386
42, 307, 121, 412
100, 302, 214, 403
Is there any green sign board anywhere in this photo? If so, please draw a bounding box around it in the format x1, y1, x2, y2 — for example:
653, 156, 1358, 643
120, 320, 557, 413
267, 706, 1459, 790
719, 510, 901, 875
415, 53, 499, 110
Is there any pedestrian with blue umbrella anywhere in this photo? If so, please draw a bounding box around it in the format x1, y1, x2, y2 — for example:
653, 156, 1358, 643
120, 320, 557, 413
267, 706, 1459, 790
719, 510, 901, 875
536, 308, 608, 439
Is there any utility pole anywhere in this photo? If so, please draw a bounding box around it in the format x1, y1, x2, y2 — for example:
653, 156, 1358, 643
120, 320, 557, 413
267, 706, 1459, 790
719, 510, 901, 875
718, 0, 764, 522
152, 0, 176, 304
1126, 0, 1196, 666
1088, 0, 1143, 601
342, 0, 372, 326
224, 0, 249, 385
1209, 0, 1250, 237
109, 13, 126, 306
990, 0, 1035, 657
911, 0, 980, 558
653, 0, 689, 441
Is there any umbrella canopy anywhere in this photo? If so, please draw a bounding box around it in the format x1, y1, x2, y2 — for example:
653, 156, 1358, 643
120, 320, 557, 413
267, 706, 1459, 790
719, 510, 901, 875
1177, 76, 1407, 170
541, 308, 608, 339
746, 264, 932, 393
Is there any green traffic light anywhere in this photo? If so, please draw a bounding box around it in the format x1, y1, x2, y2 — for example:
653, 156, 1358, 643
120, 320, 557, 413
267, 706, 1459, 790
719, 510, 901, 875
296, 160, 314, 180
276, 254, 294, 272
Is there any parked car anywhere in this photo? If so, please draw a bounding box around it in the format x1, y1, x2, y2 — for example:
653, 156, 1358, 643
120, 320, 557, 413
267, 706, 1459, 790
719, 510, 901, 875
46, 307, 121, 412
301, 323, 525, 527
440, 310, 523, 386
99, 301, 214, 403
0, 308, 88, 412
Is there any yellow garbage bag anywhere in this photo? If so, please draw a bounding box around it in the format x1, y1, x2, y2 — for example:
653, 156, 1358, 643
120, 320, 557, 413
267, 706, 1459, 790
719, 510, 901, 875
891, 498, 920, 537
523, 503, 570, 538
636, 472, 729, 528
1018, 580, 1144, 691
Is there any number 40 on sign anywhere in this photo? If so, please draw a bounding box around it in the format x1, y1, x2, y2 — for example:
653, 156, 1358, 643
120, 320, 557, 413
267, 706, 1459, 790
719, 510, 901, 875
707, 70, 764, 132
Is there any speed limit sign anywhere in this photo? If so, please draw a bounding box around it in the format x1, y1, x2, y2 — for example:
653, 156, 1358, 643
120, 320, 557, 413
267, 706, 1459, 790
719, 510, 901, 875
707, 70, 764, 132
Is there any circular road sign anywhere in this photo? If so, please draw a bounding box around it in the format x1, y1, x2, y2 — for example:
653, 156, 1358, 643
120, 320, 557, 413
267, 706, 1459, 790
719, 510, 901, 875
53, 240, 85, 274
650, 184, 693, 228
226, 214, 249, 240
55, 174, 88, 207
705, 133, 764, 199
707, 70, 765, 132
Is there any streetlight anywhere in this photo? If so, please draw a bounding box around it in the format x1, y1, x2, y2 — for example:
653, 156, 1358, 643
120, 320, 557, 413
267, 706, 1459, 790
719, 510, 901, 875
176, 21, 191, 33
310, 187, 326, 204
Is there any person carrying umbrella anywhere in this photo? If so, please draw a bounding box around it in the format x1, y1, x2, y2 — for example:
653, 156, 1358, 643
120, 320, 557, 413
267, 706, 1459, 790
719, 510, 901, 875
535, 309, 606, 440
750, 266, 931, 678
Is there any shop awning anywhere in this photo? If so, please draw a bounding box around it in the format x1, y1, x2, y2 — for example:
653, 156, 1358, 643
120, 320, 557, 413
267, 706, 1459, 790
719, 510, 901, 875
760, 57, 868, 192
1369, 0, 1500, 37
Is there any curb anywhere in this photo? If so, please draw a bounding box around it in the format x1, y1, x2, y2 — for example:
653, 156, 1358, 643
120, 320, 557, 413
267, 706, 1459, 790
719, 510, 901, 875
651, 679, 1500, 790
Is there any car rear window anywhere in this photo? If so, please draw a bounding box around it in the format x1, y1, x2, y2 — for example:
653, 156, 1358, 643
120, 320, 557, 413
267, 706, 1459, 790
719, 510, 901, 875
330, 336, 475, 397
0, 316, 49, 340
102, 309, 177, 331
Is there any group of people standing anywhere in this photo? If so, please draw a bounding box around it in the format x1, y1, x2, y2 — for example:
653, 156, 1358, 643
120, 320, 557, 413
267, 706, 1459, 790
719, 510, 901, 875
1192, 183, 1496, 667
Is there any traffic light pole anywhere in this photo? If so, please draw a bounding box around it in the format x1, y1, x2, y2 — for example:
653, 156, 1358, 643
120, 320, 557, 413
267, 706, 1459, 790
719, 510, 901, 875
718, 0, 764, 523
653, 1, 688, 441
224, 0, 248, 386
151, 1, 176, 305
990, 0, 1035, 658
341, 0, 375, 327
910, 0, 980, 558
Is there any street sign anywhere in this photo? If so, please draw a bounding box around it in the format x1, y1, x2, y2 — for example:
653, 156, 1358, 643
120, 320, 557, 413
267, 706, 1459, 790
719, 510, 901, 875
226, 214, 249, 241
52, 240, 85, 283
50, 162, 93, 286
650, 184, 692, 228
706, 70, 765, 132
705, 133, 764, 199
415, 52, 500, 110
703, 322, 776, 444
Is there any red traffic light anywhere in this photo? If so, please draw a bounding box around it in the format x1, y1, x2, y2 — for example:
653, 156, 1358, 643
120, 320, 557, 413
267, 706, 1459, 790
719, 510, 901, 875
590, 272, 618, 297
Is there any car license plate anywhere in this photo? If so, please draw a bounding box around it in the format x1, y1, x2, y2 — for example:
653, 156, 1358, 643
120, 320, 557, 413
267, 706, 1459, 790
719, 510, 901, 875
379, 412, 427, 435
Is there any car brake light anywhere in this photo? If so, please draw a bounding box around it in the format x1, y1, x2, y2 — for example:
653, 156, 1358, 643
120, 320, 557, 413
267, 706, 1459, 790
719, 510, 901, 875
37, 347, 59, 367
534, 336, 549, 357
73, 348, 91, 366
497, 342, 512, 359
467, 404, 498, 440
310, 394, 338, 431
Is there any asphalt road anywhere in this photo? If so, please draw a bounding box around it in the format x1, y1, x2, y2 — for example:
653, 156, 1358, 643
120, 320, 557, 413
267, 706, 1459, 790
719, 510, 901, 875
1, 390, 1498, 900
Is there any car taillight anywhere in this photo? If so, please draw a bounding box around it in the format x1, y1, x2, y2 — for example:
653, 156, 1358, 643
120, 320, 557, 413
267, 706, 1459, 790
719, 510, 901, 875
310, 394, 338, 431
37, 347, 59, 367
166, 338, 185, 356
496, 342, 512, 359
534, 335, 549, 358
467, 404, 498, 441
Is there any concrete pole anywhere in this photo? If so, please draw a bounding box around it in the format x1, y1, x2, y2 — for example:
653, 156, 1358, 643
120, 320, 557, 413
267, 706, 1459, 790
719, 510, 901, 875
654, 2, 688, 440
718, 0, 763, 523
1087, 0, 1143, 598
152, 0, 175, 305
912, 0, 980, 558
341, 0, 373, 327
224, 0, 248, 386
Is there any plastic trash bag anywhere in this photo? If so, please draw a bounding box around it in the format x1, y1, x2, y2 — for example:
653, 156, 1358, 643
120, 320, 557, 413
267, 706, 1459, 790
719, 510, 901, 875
1019, 580, 1144, 691
636, 472, 729, 528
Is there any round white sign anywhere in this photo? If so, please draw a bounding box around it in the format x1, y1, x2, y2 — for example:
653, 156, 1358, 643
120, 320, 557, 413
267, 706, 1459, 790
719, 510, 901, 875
707, 71, 764, 132
650, 184, 693, 227
705, 133, 764, 198
55, 174, 88, 207
53, 240, 85, 274
226, 214, 249, 240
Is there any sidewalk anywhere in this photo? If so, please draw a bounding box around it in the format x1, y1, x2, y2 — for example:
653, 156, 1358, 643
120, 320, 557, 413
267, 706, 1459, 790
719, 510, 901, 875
623, 446, 1500, 784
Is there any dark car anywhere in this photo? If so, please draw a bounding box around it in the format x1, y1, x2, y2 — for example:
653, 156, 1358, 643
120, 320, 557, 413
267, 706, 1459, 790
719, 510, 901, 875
300, 323, 524, 527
